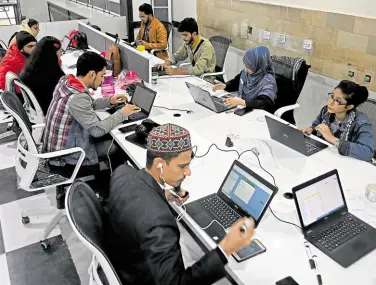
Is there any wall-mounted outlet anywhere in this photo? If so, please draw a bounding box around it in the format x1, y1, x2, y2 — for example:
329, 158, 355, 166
365, 74, 372, 83
303, 39, 313, 50
277, 33, 286, 44
263, 30, 271, 40
247, 26, 253, 35
348, 71, 355, 78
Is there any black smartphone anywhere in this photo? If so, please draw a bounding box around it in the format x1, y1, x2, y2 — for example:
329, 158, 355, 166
232, 239, 266, 262
276, 276, 299, 285
118, 124, 137, 134
234, 107, 253, 116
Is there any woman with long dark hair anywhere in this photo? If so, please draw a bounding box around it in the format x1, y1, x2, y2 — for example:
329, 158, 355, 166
20, 36, 65, 115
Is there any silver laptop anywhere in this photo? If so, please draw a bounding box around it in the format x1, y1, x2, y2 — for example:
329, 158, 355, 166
185, 82, 235, 113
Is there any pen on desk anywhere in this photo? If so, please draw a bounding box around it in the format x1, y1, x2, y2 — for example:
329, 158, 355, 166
313, 255, 323, 285
304, 241, 315, 269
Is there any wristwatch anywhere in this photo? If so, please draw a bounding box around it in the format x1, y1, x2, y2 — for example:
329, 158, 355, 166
334, 139, 340, 148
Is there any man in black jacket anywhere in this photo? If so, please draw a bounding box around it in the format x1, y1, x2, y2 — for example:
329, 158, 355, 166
105, 123, 255, 285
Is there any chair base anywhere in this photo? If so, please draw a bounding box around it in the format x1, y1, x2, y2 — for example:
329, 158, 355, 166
21, 207, 66, 250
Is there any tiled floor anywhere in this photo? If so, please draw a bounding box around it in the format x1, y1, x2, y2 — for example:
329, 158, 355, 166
0, 139, 83, 285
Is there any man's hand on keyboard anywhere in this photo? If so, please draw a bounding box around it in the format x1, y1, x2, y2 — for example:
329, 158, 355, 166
110, 94, 129, 105
121, 104, 141, 116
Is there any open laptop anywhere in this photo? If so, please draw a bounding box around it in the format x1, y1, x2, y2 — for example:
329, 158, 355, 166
293, 169, 376, 267
106, 84, 157, 123
186, 160, 278, 242
61, 36, 72, 54
265, 116, 328, 156
185, 82, 235, 113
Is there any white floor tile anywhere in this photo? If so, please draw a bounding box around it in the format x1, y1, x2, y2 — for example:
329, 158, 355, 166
0, 194, 61, 253
0, 254, 11, 285
0, 142, 17, 171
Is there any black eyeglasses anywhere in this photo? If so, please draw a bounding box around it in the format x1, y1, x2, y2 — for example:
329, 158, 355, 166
328, 93, 347, 106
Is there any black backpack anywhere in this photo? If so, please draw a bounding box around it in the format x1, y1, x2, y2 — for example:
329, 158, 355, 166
73, 32, 89, 50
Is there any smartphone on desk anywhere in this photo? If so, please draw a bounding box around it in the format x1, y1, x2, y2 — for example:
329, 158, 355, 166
118, 123, 137, 134
234, 107, 253, 116
232, 239, 266, 262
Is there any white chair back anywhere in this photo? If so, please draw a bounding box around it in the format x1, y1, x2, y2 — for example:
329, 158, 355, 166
66, 181, 122, 285
0, 91, 40, 190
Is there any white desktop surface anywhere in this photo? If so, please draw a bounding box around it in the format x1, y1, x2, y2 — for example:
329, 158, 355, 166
61, 47, 376, 285
47, 0, 115, 19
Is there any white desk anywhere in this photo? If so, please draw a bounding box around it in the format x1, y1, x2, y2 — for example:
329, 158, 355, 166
47, 0, 116, 19
61, 51, 376, 285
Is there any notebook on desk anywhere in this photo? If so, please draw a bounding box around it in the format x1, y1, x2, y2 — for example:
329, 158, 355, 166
293, 169, 376, 267
186, 160, 278, 242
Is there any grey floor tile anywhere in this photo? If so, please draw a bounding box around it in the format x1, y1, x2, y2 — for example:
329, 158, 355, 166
7, 235, 80, 285
0, 167, 44, 206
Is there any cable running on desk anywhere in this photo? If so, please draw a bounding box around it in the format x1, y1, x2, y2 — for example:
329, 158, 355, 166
192, 143, 302, 230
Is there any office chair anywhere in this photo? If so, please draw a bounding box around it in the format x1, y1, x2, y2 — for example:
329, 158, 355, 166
150, 20, 173, 57
271, 56, 311, 125
66, 180, 122, 285
180, 36, 232, 82
357, 98, 376, 159
0, 91, 86, 250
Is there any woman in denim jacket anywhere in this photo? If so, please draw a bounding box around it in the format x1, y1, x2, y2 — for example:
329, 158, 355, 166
300, 80, 374, 162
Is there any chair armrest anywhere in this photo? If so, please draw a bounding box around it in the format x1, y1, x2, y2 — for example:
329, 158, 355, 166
179, 62, 191, 68
32, 123, 45, 130
35, 147, 86, 182
201, 71, 225, 79
274, 103, 300, 118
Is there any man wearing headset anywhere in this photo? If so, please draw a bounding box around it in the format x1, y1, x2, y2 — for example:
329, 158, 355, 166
105, 123, 255, 285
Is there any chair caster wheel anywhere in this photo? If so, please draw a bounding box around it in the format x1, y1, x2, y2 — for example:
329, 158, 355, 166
40, 240, 51, 250
21, 216, 30, 224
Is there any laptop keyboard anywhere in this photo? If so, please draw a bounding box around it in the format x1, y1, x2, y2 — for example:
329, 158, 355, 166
312, 215, 368, 251
128, 112, 147, 121
199, 196, 241, 228
305, 140, 320, 155
212, 98, 228, 112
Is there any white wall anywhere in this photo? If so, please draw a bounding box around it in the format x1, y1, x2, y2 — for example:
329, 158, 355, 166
19, 0, 50, 22
243, 0, 376, 19
172, 0, 197, 21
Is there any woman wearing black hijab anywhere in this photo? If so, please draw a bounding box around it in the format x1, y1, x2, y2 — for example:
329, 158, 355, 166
20, 36, 65, 115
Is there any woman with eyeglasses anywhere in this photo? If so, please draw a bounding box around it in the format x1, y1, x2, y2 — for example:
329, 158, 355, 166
299, 80, 374, 162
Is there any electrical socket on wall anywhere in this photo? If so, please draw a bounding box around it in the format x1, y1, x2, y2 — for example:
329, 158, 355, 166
247, 26, 253, 35
303, 39, 313, 50
277, 33, 286, 44
365, 74, 372, 83
348, 71, 355, 78
263, 30, 271, 40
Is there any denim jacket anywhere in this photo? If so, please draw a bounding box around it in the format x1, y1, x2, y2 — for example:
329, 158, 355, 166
312, 106, 375, 162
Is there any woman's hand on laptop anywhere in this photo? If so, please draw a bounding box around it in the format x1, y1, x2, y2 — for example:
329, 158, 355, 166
219, 217, 255, 256
299, 127, 313, 135
224, 97, 245, 107
212, 84, 226, 92
121, 104, 141, 116
110, 94, 128, 105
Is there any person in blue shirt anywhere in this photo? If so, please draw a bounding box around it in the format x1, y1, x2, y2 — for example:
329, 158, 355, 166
299, 80, 375, 162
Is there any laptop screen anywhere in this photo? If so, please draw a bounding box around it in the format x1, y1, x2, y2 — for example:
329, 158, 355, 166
295, 173, 345, 227
61, 36, 71, 52
221, 164, 274, 221
130, 85, 156, 113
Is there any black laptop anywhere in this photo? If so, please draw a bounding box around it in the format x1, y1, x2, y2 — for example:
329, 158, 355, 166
265, 116, 328, 156
185, 82, 235, 113
293, 169, 376, 267
186, 160, 278, 242
106, 84, 157, 123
